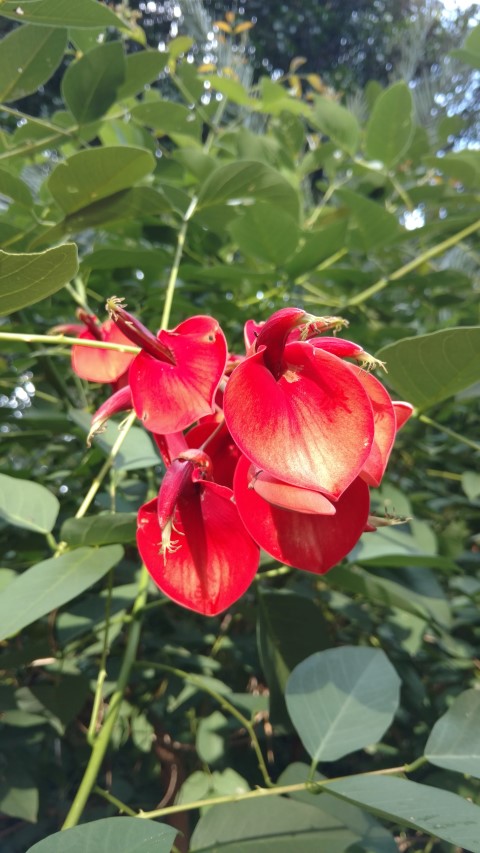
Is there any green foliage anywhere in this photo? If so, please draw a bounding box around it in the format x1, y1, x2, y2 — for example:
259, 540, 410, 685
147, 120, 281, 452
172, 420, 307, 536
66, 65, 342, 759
0, 5, 479, 852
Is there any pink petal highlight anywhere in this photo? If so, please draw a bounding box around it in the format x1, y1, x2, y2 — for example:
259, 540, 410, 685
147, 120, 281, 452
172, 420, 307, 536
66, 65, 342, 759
251, 469, 336, 514
393, 401, 414, 430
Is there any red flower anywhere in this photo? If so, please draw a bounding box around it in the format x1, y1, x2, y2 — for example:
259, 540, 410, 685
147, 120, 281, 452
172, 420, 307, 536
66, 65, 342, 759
137, 451, 259, 616
234, 455, 370, 574
53, 310, 135, 383
107, 298, 228, 434
224, 308, 376, 499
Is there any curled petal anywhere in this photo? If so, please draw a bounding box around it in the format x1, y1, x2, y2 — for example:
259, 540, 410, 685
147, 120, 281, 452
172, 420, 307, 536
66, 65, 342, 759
352, 368, 396, 488
72, 319, 136, 383
87, 385, 133, 446
251, 469, 336, 514
137, 482, 260, 616
224, 342, 374, 499
129, 316, 228, 434
393, 401, 414, 430
153, 432, 189, 467
234, 456, 370, 574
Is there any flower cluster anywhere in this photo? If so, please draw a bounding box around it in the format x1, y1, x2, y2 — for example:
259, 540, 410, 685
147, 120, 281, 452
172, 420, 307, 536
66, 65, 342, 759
75, 300, 412, 616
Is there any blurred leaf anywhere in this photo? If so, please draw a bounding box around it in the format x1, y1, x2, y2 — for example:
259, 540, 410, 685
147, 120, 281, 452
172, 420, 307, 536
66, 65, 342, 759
0, 473, 59, 533
285, 647, 400, 763
0, 25, 66, 102
0, 0, 127, 28
311, 96, 360, 156
0, 167, 33, 207
333, 564, 451, 628
0, 243, 78, 315
131, 100, 202, 138
117, 50, 169, 100
365, 82, 414, 166
47, 146, 155, 214
197, 160, 300, 221
229, 202, 300, 265
62, 42, 125, 123
337, 188, 402, 250
284, 217, 348, 278
69, 409, 160, 471
462, 471, 480, 501
26, 817, 177, 852
61, 513, 137, 547
425, 689, 480, 777
450, 22, 480, 69
0, 545, 123, 642
327, 775, 480, 852
257, 590, 330, 725
167, 36, 193, 60
377, 327, 480, 410
196, 711, 228, 763
0, 758, 38, 822
204, 74, 252, 106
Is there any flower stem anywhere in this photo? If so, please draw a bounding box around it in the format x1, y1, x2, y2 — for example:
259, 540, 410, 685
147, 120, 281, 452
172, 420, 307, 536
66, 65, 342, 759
160, 195, 198, 331
0, 331, 139, 353
137, 759, 424, 821
93, 786, 137, 817
342, 217, 480, 309
61, 566, 150, 829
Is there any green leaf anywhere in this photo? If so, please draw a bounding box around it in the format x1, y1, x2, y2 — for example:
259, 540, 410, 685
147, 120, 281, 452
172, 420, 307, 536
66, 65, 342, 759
229, 202, 300, 265
425, 689, 480, 778
365, 82, 414, 167
450, 22, 480, 69
278, 763, 397, 853
0, 243, 78, 315
0, 473, 59, 534
0, 758, 38, 823
0, 545, 123, 642
311, 96, 360, 157
61, 513, 137, 548
0, 167, 33, 207
117, 50, 169, 100
69, 409, 160, 471
204, 74, 252, 106
62, 41, 125, 123
462, 471, 480, 501
190, 796, 361, 853
258, 589, 330, 726
326, 775, 480, 852
47, 146, 155, 214
167, 35, 193, 60
26, 817, 177, 853
337, 188, 402, 250
285, 647, 400, 764
197, 160, 300, 221
332, 564, 451, 629
0, 0, 127, 29
284, 216, 348, 278
0, 24, 66, 102
131, 100, 202, 138
377, 327, 480, 410
196, 711, 228, 763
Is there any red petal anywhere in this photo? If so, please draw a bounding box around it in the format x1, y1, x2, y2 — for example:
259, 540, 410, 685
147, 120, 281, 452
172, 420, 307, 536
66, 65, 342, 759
72, 320, 135, 383
153, 432, 189, 467
129, 316, 227, 433
186, 420, 240, 489
252, 469, 336, 514
352, 368, 396, 488
137, 484, 259, 616
88, 385, 133, 446
234, 456, 370, 574
224, 342, 374, 498
393, 401, 414, 430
